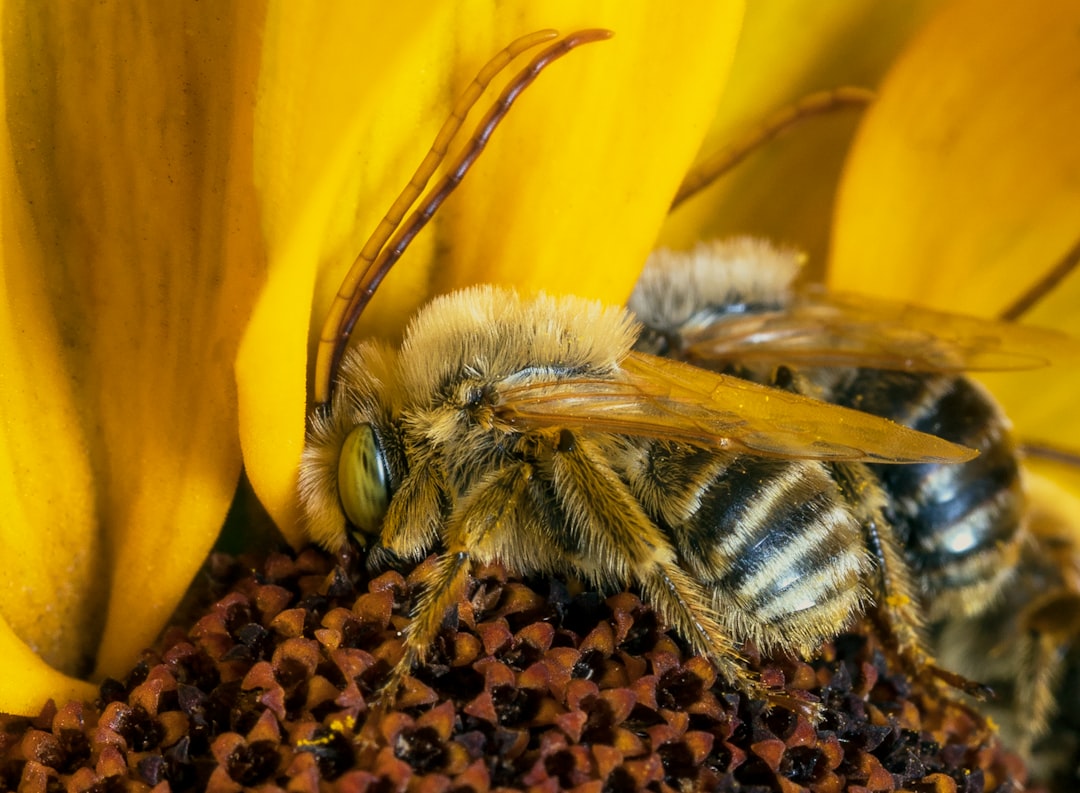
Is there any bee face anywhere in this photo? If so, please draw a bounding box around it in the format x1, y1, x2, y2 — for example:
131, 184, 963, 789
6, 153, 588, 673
305, 290, 624, 653
303, 286, 638, 553
302, 342, 401, 551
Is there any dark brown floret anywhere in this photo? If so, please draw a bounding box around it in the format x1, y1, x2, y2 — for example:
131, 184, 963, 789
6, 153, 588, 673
0, 549, 1028, 791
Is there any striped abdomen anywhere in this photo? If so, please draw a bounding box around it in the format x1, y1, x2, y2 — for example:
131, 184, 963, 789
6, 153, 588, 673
827, 370, 1024, 617
621, 443, 871, 654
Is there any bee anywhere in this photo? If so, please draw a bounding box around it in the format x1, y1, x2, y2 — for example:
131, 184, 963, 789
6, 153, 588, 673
298, 30, 977, 711
628, 235, 1080, 740
629, 238, 1080, 654
627, 237, 1066, 618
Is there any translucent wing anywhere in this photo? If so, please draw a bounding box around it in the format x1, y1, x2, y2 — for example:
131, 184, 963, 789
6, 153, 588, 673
682, 287, 1080, 372
495, 351, 976, 464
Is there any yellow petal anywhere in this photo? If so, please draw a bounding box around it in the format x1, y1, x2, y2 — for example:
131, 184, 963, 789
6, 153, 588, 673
830, 0, 1080, 469
2, 1, 268, 696
659, 0, 940, 276
240, 3, 745, 544
1, 33, 100, 686
1027, 460, 1080, 526
0, 622, 97, 716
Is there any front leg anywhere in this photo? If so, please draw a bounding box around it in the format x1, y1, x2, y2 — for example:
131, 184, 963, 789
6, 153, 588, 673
546, 434, 771, 704
830, 461, 990, 699
377, 460, 537, 704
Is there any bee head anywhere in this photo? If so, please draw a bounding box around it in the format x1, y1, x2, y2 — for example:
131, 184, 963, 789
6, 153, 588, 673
301, 343, 401, 551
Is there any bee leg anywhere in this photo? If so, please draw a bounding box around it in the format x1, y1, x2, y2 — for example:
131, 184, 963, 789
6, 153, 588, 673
638, 562, 819, 717
353, 548, 471, 760
382, 549, 472, 697
1013, 589, 1080, 752
859, 517, 994, 699
638, 562, 758, 687
836, 464, 994, 706
830, 464, 935, 671
375, 461, 538, 708
548, 437, 797, 708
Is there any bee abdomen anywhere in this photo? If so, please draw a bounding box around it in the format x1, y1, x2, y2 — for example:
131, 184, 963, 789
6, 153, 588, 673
674, 456, 870, 653
841, 372, 1024, 613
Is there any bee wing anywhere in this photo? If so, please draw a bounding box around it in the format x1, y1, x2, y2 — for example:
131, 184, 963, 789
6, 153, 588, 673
684, 287, 1079, 372
495, 351, 976, 464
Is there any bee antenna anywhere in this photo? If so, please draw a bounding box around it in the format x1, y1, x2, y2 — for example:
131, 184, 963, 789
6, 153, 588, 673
1020, 441, 1080, 470
998, 234, 1080, 322
315, 28, 613, 407
670, 86, 875, 211
312, 28, 558, 407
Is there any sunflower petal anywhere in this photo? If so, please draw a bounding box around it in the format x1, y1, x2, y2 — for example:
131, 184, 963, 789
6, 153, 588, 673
238, 1, 461, 544
830, 0, 1080, 473
240, 3, 745, 543
0, 35, 101, 692
3, 2, 268, 693
0, 621, 97, 716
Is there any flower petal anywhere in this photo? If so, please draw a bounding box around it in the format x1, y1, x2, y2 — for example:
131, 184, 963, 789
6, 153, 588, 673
3, 1, 268, 695
0, 40, 101, 689
240, 3, 745, 544
0, 621, 97, 716
660, 1, 939, 274
829, 0, 1080, 469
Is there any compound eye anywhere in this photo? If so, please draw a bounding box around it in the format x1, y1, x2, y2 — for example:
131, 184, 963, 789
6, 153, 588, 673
337, 423, 391, 537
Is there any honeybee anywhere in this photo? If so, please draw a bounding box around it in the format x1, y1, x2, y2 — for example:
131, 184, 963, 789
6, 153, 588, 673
298, 31, 977, 711
628, 236, 1080, 753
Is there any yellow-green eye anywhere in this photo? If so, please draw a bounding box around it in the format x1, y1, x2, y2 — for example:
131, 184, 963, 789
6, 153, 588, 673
338, 423, 390, 537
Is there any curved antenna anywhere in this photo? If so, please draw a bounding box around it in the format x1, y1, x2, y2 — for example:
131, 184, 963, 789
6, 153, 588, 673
1022, 442, 1080, 468
999, 234, 1080, 322
313, 28, 556, 406
670, 86, 875, 211
1006, 237, 1080, 473
315, 29, 613, 406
